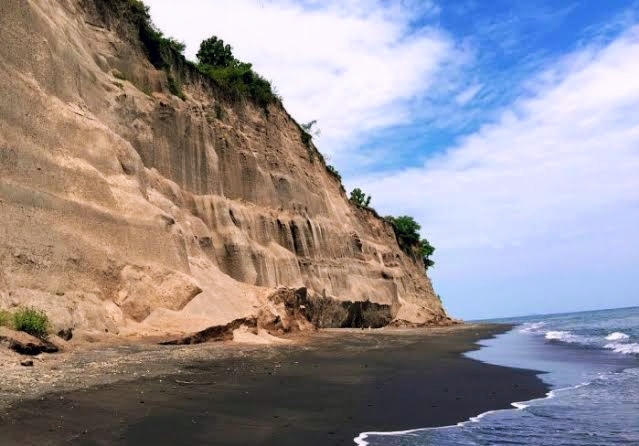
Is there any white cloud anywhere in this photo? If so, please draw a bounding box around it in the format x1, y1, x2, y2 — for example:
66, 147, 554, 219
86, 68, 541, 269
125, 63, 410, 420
144, 0, 467, 154
354, 25, 639, 276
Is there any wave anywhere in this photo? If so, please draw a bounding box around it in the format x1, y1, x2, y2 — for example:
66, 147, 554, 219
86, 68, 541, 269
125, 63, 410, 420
519, 322, 546, 333
522, 326, 635, 355
604, 342, 639, 355
353, 382, 591, 446
605, 332, 630, 341
544, 330, 589, 344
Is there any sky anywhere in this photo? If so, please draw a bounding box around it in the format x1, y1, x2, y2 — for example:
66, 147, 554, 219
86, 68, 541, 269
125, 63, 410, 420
144, 0, 639, 320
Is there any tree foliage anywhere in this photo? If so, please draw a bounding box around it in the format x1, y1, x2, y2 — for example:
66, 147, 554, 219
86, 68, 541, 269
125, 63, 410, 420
197, 36, 235, 68
350, 188, 372, 208
421, 238, 435, 269
385, 216, 421, 245
125, 0, 185, 68
385, 216, 436, 271
196, 35, 279, 108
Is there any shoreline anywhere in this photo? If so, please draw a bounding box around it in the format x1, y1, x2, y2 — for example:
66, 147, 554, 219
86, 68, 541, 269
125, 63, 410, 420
0, 324, 549, 445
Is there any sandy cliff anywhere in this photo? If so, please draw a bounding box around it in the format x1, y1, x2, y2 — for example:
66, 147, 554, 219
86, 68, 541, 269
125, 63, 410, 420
0, 0, 449, 339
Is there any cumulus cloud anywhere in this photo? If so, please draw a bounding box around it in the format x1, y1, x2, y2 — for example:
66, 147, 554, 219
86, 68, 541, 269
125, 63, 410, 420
354, 25, 639, 275
144, 0, 468, 154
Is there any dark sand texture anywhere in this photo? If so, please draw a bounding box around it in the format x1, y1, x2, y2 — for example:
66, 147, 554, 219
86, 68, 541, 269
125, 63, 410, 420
0, 325, 548, 445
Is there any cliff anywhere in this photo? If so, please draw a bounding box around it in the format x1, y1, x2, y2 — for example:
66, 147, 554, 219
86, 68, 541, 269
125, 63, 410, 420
0, 0, 449, 339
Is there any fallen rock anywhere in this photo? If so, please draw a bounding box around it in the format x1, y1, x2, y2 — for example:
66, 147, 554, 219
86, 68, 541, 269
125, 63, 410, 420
57, 328, 73, 341
0, 327, 59, 355
20, 359, 34, 367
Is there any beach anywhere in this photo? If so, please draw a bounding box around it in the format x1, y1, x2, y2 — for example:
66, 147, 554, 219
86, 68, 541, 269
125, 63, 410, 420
0, 324, 548, 445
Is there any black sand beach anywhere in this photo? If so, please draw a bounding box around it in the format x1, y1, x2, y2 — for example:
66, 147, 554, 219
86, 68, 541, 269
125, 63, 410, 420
0, 325, 548, 446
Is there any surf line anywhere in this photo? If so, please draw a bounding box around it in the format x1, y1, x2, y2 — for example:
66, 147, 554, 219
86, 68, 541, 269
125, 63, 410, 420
353, 381, 592, 446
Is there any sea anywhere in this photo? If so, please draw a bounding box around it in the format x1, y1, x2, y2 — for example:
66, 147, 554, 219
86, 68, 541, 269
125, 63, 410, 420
355, 306, 639, 446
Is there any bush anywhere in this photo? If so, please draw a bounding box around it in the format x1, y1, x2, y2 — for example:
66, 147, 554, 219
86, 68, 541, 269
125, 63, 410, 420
201, 62, 277, 108
350, 188, 372, 208
385, 216, 420, 246
197, 36, 235, 68
117, 3, 279, 109
0, 309, 13, 328
197, 35, 280, 108
385, 216, 436, 271
13, 307, 50, 339
298, 120, 322, 161
326, 165, 341, 181
125, 0, 184, 69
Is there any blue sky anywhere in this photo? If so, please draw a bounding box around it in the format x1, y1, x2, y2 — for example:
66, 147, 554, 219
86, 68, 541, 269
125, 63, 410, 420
145, 0, 639, 320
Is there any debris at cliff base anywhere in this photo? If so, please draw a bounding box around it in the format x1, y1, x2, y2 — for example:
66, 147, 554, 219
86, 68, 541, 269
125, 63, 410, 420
0, 327, 60, 356
159, 318, 258, 345
389, 315, 459, 328
268, 287, 395, 329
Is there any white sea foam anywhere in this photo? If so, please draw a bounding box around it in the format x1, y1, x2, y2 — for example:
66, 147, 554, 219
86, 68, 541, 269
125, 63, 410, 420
511, 402, 529, 409
604, 342, 639, 355
519, 322, 545, 333
353, 382, 592, 446
544, 330, 583, 343
605, 332, 630, 341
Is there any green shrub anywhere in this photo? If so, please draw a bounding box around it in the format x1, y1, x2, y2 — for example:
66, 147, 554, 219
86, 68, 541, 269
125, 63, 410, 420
13, 307, 50, 339
350, 188, 372, 208
125, 0, 185, 69
385, 216, 436, 271
0, 309, 13, 328
326, 165, 341, 181
201, 62, 278, 108
386, 216, 421, 246
299, 121, 321, 162
197, 36, 235, 68
197, 35, 280, 108
117, 3, 278, 109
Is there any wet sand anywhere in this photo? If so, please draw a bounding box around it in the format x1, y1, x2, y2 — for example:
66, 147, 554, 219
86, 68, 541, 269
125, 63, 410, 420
0, 324, 548, 445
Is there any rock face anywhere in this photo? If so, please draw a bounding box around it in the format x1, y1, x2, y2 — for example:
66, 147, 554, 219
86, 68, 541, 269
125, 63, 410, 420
0, 0, 449, 337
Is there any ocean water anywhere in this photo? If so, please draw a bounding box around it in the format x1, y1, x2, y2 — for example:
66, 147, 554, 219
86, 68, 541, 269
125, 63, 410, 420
356, 306, 639, 446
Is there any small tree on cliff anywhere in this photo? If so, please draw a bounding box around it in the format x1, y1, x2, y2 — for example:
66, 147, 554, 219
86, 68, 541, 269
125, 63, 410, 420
197, 36, 236, 67
420, 238, 435, 270
385, 216, 436, 271
350, 188, 372, 208
386, 216, 421, 246
301, 120, 321, 138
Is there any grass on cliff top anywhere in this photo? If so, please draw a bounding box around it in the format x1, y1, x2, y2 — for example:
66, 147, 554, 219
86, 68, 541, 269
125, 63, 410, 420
1, 307, 50, 339
118, 2, 341, 181
123, 0, 279, 107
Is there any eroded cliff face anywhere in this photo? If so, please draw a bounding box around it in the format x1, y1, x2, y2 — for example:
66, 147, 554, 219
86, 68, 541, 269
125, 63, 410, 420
0, 0, 448, 338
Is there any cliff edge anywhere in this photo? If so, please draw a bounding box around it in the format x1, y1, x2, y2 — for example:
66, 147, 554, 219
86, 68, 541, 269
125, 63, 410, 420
0, 0, 449, 339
